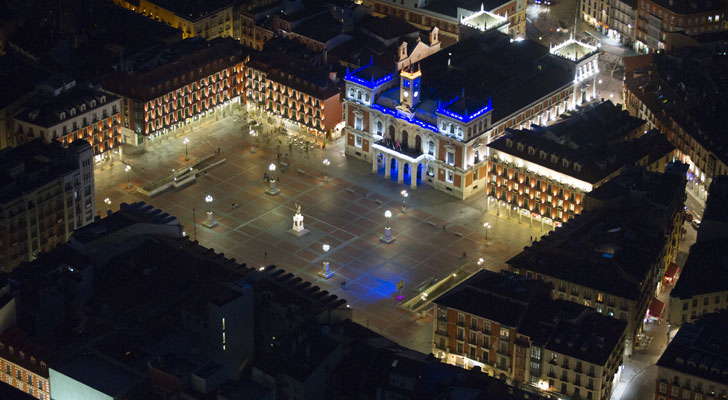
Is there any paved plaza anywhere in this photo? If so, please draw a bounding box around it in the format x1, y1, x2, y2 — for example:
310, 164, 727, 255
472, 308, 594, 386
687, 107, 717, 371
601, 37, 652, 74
94, 111, 536, 354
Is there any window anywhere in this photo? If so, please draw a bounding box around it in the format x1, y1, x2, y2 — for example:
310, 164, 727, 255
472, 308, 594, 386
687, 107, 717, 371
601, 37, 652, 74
446, 170, 454, 183
354, 115, 363, 130
428, 140, 435, 155
483, 321, 491, 333
355, 134, 363, 148
446, 151, 455, 165
376, 120, 383, 136
597, 293, 603, 303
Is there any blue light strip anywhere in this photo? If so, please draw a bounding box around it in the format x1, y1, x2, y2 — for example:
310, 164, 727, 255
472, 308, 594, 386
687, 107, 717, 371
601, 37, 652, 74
344, 73, 394, 89
372, 103, 438, 133
435, 96, 493, 123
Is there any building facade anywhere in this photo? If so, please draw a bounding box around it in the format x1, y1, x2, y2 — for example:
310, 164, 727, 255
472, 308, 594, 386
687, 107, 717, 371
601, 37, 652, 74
485, 113, 674, 227
13, 83, 122, 164
344, 32, 597, 199
656, 310, 728, 400
634, 0, 727, 53
245, 49, 342, 138
507, 168, 686, 354
0, 139, 94, 272
624, 49, 728, 202
433, 270, 626, 400
102, 38, 248, 147
0, 329, 50, 400
113, 0, 234, 40
365, 0, 526, 39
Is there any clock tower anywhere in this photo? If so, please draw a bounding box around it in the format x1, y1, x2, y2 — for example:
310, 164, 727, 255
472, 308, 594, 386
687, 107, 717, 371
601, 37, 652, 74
399, 63, 421, 111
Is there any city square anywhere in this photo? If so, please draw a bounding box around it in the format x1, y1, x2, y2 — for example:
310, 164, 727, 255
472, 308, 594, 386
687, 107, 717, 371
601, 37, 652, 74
94, 109, 536, 354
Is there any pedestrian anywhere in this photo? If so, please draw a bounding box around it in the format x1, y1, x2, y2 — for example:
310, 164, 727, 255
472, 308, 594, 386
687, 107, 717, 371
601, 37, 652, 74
264, 251, 267, 261
462, 251, 467, 258
232, 203, 235, 210
341, 281, 346, 289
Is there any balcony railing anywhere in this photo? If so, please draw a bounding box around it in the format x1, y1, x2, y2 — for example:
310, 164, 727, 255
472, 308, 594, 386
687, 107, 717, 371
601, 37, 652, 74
374, 138, 424, 160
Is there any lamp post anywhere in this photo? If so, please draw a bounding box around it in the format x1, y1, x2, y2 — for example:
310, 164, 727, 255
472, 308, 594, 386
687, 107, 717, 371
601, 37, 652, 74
318, 243, 334, 279
380, 210, 395, 244
478, 257, 484, 267
401, 190, 409, 213
125, 165, 131, 188
266, 163, 280, 195
183, 137, 190, 160
250, 129, 258, 153
323, 158, 330, 183
483, 222, 491, 241
103, 197, 111, 212
203, 194, 218, 228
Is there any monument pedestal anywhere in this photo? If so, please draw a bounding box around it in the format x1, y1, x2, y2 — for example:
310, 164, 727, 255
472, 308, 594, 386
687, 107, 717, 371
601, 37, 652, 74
202, 211, 218, 228
317, 261, 334, 279
380, 227, 395, 244
288, 212, 309, 237
266, 180, 280, 196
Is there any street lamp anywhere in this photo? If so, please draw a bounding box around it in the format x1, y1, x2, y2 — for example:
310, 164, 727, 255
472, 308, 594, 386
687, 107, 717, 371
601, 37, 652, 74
483, 222, 492, 241
125, 165, 131, 188
318, 243, 334, 279
103, 197, 111, 212
183, 137, 190, 160
266, 163, 280, 196
203, 194, 218, 228
250, 129, 258, 153
322, 158, 330, 183
478, 257, 484, 267
381, 210, 395, 244
401, 190, 409, 213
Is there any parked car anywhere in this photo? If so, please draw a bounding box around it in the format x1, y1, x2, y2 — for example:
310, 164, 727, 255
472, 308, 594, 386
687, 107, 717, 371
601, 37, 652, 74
691, 219, 701, 230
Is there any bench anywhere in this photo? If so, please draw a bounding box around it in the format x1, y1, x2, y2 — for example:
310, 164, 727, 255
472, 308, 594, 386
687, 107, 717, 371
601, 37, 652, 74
297, 169, 306, 174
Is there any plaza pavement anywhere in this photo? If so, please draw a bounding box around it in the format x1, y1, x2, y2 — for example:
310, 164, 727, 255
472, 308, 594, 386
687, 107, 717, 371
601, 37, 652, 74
95, 112, 536, 354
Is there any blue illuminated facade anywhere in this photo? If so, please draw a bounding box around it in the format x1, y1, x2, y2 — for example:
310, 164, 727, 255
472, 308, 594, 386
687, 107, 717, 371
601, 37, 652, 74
435, 96, 493, 123
371, 104, 438, 133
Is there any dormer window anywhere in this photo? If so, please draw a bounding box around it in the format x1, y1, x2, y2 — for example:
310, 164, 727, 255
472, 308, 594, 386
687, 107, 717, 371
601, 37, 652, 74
550, 155, 559, 164
69, 108, 76, 116
574, 163, 582, 172
90, 100, 96, 108
100, 96, 106, 103
539, 151, 547, 160
517, 143, 524, 151
506, 139, 513, 147
80, 104, 86, 112
528, 146, 536, 156
562, 159, 570, 168
59, 112, 66, 120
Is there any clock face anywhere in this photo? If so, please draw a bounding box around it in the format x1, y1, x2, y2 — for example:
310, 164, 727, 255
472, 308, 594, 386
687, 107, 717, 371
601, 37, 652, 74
403, 91, 409, 98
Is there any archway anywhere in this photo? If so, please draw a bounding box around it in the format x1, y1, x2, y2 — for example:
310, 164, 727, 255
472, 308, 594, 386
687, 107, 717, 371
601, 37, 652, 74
415, 135, 422, 153
390, 158, 398, 182
417, 163, 423, 185
403, 163, 411, 186
377, 152, 385, 176
388, 125, 395, 145
401, 130, 409, 150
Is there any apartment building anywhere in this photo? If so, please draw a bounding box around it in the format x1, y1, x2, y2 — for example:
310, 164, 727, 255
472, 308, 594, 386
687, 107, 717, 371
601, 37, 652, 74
0, 139, 94, 272
113, 0, 234, 40
507, 168, 686, 354
0, 328, 50, 400
343, 30, 595, 199
245, 46, 342, 137
624, 47, 728, 202
668, 175, 728, 326
485, 102, 674, 227
634, 0, 727, 53
656, 310, 728, 400
102, 37, 248, 147
13, 80, 121, 163
433, 270, 626, 400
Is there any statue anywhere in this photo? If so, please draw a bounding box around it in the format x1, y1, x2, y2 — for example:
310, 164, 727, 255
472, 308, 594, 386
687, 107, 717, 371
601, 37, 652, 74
288, 203, 309, 237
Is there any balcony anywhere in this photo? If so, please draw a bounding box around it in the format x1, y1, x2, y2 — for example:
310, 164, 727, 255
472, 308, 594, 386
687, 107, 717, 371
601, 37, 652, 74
373, 138, 425, 161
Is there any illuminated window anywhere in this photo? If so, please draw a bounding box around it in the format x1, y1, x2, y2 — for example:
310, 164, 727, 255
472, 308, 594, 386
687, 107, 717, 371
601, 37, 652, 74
446, 170, 454, 183
597, 293, 603, 302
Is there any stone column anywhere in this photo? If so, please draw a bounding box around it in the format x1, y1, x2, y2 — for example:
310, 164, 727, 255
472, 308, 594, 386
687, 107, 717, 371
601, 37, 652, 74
372, 154, 378, 174
397, 159, 404, 184
384, 155, 391, 179
410, 163, 417, 189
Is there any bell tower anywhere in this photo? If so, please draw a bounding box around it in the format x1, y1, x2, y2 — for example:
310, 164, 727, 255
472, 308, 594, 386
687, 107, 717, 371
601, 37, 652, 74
399, 63, 421, 111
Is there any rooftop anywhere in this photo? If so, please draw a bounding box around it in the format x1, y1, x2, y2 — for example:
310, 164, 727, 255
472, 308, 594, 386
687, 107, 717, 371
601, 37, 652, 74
657, 310, 728, 386
0, 54, 47, 110
248, 48, 340, 99
360, 15, 420, 40
670, 240, 728, 300
72, 202, 180, 245
650, 0, 727, 14
15, 88, 119, 129
51, 352, 144, 397
0, 139, 90, 204
702, 175, 728, 224
423, 0, 511, 18
151, 0, 234, 21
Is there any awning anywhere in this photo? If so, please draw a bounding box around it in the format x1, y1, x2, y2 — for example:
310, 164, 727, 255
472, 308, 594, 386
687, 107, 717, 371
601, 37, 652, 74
648, 298, 665, 319
665, 263, 679, 279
